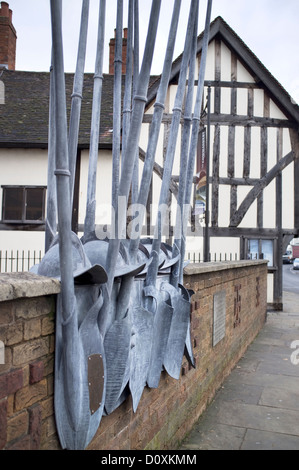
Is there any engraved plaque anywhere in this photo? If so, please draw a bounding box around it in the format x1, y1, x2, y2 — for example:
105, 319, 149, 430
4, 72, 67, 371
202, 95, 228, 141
88, 354, 104, 415
213, 290, 226, 346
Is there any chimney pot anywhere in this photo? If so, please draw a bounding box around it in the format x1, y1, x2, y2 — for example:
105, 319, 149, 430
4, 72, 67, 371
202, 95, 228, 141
0, 2, 9, 17
109, 28, 130, 75
0, 2, 17, 70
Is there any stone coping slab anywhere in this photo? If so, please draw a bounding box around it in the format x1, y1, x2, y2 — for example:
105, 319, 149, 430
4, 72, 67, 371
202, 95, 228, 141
0, 272, 61, 302
183, 259, 268, 276
0, 260, 267, 302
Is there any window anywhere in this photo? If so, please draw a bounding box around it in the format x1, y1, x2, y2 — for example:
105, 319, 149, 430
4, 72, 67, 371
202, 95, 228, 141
247, 238, 274, 267
1, 186, 46, 223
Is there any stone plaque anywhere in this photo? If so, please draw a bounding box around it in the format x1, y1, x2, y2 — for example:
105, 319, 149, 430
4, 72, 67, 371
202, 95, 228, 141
213, 290, 226, 346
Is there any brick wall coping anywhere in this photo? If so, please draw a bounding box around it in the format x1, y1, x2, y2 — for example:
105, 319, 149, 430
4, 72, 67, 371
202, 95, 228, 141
0, 260, 267, 302
0, 272, 61, 302
183, 259, 268, 276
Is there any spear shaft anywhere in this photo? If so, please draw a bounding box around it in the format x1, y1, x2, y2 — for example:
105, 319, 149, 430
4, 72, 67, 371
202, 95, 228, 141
99, 0, 161, 336
111, 0, 123, 211
121, 0, 134, 158
83, 0, 106, 239
145, 0, 199, 289
45, 53, 57, 253
50, 0, 75, 323
179, 0, 213, 283
68, 0, 90, 206
116, 0, 182, 315
170, 2, 198, 287
131, 0, 140, 205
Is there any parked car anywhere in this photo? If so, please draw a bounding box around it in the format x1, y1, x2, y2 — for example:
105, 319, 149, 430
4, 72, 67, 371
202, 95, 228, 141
293, 258, 299, 270
283, 251, 293, 264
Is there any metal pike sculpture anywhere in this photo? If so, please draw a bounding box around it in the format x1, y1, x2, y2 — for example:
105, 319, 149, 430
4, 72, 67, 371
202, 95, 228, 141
31, 0, 212, 450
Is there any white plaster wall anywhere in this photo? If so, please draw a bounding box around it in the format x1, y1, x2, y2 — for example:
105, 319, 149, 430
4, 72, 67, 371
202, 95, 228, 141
79, 149, 112, 227
0, 148, 48, 257
204, 39, 215, 81
221, 42, 231, 81
267, 127, 277, 171
218, 185, 230, 227
253, 89, 264, 117
234, 127, 245, 178
270, 99, 286, 119
237, 186, 256, 228
237, 60, 254, 83
210, 236, 239, 259
263, 180, 276, 228
221, 87, 231, 114
0, 230, 45, 252
236, 88, 248, 115
249, 127, 260, 178
282, 163, 294, 228
219, 125, 228, 177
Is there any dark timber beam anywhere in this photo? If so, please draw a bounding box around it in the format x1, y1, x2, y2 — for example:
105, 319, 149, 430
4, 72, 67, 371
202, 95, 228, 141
230, 151, 294, 227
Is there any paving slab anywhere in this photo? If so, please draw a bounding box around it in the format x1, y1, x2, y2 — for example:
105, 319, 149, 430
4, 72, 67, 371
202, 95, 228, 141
215, 401, 299, 436
241, 429, 299, 450
259, 387, 299, 412
181, 423, 246, 451
179, 291, 299, 450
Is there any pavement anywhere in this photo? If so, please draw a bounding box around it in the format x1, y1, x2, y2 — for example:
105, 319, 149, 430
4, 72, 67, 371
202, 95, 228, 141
179, 290, 299, 450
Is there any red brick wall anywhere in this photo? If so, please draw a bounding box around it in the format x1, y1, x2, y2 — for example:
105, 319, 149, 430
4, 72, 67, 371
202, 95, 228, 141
0, 3, 17, 70
0, 261, 267, 450
0, 294, 59, 449
109, 28, 128, 75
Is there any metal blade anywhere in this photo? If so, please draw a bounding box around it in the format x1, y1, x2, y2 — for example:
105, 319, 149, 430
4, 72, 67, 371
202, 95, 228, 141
146, 288, 173, 388
129, 303, 154, 411
54, 286, 106, 450
162, 283, 191, 380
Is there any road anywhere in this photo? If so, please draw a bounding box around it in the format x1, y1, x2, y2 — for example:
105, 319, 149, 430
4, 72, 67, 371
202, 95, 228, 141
283, 263, 299, 295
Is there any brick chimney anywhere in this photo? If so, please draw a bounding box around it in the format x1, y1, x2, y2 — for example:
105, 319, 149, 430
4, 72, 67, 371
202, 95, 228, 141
109, 27, 128, 75
0, 2, 17, 70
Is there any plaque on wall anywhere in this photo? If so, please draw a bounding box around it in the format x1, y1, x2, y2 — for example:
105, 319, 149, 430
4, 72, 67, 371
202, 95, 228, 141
213, 290, 226, 346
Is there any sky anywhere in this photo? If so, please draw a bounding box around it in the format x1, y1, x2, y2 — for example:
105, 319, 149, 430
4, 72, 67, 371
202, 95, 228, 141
5, 0, 299, 103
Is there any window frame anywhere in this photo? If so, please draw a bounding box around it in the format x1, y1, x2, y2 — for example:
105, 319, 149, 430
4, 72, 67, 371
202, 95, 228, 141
244, 237, 275, 268
1, 185, 47, 224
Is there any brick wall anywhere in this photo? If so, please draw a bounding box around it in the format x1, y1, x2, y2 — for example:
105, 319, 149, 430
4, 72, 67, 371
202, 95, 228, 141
0, 273, 60, 450
0, 260, 267, 450
0, 2, 17, 70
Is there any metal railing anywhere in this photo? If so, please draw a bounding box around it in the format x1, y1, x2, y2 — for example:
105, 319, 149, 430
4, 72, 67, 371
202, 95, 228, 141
186, 251, 239, 263
0, 250, 43, 273
0, 249, 240, 274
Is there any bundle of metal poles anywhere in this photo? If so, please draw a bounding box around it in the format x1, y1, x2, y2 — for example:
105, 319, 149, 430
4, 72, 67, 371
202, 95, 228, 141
40, 0, 213, 450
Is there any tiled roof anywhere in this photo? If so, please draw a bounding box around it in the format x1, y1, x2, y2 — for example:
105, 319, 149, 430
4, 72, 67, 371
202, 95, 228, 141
0, 69, 158, 148
1, 15, 299, 149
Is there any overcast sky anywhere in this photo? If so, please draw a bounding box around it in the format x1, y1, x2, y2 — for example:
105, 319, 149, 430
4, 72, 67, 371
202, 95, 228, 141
6, 0, 299, 103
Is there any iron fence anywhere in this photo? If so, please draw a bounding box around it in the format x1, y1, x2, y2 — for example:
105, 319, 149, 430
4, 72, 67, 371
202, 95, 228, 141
186, 251, 239, 263
0, 250, 43, 273
0, 249, 240, 274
